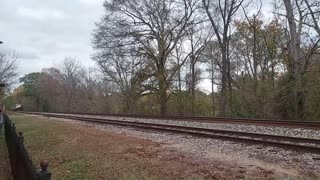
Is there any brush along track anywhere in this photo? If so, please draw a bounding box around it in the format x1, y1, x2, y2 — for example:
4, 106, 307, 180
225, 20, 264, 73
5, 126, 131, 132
25, 112, 320, 154
26, 111, 320, 129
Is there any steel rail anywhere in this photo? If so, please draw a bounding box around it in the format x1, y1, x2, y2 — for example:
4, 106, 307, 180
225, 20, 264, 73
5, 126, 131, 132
25, 112, 320, 154
26, 111, 320, 129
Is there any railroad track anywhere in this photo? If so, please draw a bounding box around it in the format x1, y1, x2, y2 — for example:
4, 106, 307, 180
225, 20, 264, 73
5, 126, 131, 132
25, 111, 320, 129
24, 112, 320, 154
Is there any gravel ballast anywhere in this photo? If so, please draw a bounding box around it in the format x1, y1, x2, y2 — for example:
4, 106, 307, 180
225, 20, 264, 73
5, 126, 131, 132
58, 113, 320, 140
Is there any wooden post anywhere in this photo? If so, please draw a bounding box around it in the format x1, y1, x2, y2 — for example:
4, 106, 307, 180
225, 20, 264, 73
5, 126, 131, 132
38, 160, 51, 180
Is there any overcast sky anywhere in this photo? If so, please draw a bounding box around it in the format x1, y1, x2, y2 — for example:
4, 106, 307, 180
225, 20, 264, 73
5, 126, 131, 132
0, 0, 273, 92
0, 0, 105, 78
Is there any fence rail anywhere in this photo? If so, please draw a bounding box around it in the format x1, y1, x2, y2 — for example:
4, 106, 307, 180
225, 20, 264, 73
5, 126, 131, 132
3, 113, 51, 180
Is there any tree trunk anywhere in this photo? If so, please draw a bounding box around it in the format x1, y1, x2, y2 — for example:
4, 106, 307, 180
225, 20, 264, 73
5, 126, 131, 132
67, 95, 72, 113
220, 47, 228, 117
191, 57, 196, 116
271, 65, 275, 91
253, 16, 258, 95
159, 72, 167, 115
177, 58, 183, 115
123, 95, 133, 113
36, 97, 41, 112
227, 40, 232, 115
253, 16, 258, 116
160, 89, 167, 115
211, 62, 215, 116
283, 0, 304, 120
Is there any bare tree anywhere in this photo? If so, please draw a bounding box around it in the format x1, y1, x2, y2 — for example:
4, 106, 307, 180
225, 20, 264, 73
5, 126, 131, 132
171, 41, 186, 115
60, 57, 82, 112
231, 17, 286, 117
38, 68, 63, 112
77, 67, 100, 112
185, 24, 212, 115
202, 0, 247, 116
0, 52, 18, 86
202, 41, 222, 116
280, 0, 320, 119
241, 0, 262, 99
304, 0, 320, 36
95, 49, 149, 113
93, 0, 199, 115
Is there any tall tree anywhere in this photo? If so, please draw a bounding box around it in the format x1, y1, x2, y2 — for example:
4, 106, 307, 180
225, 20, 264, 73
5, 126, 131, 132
172, 42, 185, 115
185, 24, 211, 115
232, 18, 285, 117
202, 41, 221, 116
60, 58, 82, 112
93, 0, 199, 115
202, 0, 247, 116
281, 0, 320, 119
95, 49, 150, 113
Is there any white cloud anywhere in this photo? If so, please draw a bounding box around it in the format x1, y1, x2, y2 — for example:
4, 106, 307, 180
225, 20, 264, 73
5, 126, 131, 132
79, 0, 104, 5
17, 6, 67, 21
56, 42, 74, 49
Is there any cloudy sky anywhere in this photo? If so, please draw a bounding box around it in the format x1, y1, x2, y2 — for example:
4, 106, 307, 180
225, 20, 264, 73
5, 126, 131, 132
0, 0, 273, 91
0, 0, 105, 78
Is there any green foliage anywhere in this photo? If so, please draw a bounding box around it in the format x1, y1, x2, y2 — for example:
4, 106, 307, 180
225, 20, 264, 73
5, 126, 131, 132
16, 72, 47, 111
231, 92, 256, 118
274, 74, 296, 119
20, 72, 42, 97
303, 70, 320, 120
166, 90, 212, 116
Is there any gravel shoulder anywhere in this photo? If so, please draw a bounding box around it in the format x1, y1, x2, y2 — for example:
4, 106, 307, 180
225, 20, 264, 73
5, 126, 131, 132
12, 114, 320, 179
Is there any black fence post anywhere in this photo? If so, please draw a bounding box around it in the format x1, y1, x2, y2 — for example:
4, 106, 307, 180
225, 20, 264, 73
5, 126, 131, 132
3, 114, 53, 180
38, 160, 51, 180
11, 123, 18, 179
18, 132, 24, 143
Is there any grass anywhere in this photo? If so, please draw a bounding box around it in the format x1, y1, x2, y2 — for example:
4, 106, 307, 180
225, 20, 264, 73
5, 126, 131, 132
10, 115, 96, 180
61, 159, 94, 180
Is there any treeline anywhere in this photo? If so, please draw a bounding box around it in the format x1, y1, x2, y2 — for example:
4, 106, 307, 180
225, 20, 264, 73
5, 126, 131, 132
5, 58, 213, 115
5, 0, 320, 120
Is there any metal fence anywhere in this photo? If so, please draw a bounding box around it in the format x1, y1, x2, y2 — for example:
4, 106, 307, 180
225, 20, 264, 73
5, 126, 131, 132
3, 113, 51, 180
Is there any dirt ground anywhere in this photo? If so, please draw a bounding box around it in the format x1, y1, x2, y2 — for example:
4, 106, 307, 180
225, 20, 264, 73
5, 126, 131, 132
0, 129, 12, 180
9, 114, 303, 179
